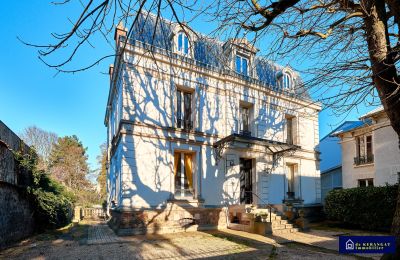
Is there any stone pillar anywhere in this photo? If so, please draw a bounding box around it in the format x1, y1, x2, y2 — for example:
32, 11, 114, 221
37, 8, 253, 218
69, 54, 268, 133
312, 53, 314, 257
73, 206, 82, 223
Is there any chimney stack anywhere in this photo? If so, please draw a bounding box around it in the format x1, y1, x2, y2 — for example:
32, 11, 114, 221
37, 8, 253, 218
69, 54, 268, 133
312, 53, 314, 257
109, 64, 114, 83
114, 21, 127, 49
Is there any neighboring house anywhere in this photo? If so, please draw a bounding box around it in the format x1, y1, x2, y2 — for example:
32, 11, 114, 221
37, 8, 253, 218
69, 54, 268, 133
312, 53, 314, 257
335, 107, 400, 188
105, 14, 321, 234
319, 121, 364, 203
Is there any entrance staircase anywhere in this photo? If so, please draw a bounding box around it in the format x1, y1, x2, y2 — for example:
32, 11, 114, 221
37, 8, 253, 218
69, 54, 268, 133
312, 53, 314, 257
227, 205, 299, 235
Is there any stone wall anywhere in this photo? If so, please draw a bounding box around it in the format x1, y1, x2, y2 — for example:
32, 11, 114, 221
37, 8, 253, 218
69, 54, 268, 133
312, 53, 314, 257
0, 120, 35, 249
109, 204, 227, 236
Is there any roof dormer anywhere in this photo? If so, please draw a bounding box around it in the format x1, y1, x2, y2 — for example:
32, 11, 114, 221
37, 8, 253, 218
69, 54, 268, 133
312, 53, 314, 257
276, 68, 295, 92
172, 23, 196, 58
223, 38, 258, 77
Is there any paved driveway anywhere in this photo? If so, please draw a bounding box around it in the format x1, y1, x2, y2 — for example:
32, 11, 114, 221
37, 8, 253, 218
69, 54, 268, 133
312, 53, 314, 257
0, 221, 366, 260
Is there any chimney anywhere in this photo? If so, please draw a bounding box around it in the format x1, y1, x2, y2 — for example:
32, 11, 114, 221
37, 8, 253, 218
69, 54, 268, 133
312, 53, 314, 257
109, 64, 114, 83
114, 21, 127, 49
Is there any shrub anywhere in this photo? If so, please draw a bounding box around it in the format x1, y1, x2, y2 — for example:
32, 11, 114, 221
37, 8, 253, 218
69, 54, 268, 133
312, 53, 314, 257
324, 184, 398, 231
27, 174, 74, 230
14, 149, 74, 230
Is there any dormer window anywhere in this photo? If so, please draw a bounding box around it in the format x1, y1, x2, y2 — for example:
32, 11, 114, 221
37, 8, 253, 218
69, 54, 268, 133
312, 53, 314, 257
235, 55, 248, 76
177, 32, 189, 55
282, 72, 292, 89
277, 71, 292, 90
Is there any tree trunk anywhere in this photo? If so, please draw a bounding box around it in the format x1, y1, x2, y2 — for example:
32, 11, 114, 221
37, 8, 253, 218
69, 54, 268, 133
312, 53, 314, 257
363, 0, 400, 258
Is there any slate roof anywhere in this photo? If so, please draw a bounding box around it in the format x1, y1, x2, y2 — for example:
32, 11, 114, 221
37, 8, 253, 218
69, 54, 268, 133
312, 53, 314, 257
126, 12, 310, 100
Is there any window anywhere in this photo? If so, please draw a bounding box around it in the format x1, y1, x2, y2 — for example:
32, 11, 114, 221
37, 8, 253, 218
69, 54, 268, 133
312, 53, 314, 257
286, 117, 294, 145
285, 115, 296, 144
236, 55, 248, 76
177, 32, 189, 55
282, 72, 292, 89
287, 164, 295, 196
240, 105, 252, 136
358, 178, 374, 187
354, 135, 374, 165
176, 89, 193, 130
174, 152, 194, 197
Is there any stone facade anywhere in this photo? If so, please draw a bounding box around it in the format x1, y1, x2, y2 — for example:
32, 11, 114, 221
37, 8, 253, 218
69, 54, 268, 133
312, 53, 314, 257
0, 120, 34, 249
105, 14, 321, 234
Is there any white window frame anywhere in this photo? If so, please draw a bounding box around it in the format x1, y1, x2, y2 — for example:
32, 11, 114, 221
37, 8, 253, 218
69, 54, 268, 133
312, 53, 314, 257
174, 151, 196, 198
176, 87, 195, 130
176, 31, 189, 56
235, 54, 249, 76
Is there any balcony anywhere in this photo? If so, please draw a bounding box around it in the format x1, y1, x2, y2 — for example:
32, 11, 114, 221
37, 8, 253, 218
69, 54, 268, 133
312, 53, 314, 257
354, 155, 374, 166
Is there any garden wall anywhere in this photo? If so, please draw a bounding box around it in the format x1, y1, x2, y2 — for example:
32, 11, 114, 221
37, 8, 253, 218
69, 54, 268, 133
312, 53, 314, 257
0, 120, 34, 249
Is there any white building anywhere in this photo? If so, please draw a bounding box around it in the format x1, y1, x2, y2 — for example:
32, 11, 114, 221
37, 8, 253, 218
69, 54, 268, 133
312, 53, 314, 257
319, 121, 363, 203
105, 14, 321, 235
335, 107, 400, 188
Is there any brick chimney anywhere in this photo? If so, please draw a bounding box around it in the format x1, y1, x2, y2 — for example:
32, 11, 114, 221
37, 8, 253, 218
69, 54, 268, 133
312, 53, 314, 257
114, 21, 127, 49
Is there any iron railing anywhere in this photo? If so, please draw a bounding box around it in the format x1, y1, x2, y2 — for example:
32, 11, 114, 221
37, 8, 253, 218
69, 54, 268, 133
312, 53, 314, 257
354, 155, 374, 165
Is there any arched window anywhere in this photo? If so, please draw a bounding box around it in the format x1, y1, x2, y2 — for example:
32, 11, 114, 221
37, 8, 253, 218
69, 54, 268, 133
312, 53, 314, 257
277, 70, 292, 90
282, 72, 292, 89
177, 32, 189, 55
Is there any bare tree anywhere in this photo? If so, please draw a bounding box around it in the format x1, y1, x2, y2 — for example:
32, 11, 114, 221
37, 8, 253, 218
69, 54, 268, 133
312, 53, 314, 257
22, 0, 400, 255
20, 126, 58, 171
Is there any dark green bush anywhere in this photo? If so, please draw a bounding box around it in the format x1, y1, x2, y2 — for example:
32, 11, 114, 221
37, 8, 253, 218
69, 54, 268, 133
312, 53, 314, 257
14, 149, 74, 230
325, 184, 398, 231
27, 174, 74, 230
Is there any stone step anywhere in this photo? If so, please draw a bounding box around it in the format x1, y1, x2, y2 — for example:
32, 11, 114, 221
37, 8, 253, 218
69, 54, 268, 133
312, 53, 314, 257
272, 228, 299, 235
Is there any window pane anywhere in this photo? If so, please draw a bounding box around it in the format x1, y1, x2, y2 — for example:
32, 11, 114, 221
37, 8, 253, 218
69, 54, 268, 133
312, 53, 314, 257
178, 33, 183, 51
366, 136, 373, 157
174, 152, 182, 194
359, 180, 366, 187
242, 58, 248, 76
287, 118, 293, 144
359, 137, 365, 157
177, 90, 182, 128
184, 35, 189, 54
183, 92, 192, 129
236, 55, 241, 73
368, 179, 374, 187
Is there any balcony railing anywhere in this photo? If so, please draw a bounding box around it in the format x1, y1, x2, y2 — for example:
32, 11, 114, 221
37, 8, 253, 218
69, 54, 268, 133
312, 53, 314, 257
177, 119, 193, 131
239, 130, 252, 136
354, 155, 374, 166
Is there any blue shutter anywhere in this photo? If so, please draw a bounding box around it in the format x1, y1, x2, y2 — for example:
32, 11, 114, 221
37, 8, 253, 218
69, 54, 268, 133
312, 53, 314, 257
236, 55, 241, 73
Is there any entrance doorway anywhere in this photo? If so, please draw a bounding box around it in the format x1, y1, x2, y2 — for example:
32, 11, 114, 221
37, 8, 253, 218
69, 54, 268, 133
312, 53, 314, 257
240, 158, 253, 204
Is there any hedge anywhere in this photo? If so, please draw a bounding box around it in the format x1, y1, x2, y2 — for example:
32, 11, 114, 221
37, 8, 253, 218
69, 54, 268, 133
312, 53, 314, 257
324, 184, 398, 231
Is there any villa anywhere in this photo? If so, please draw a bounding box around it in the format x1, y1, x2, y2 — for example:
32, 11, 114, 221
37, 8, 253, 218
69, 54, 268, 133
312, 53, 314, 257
105, 13, 321, 235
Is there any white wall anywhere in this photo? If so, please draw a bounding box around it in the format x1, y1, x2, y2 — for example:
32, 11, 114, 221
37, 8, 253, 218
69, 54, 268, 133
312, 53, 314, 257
106, 45, 321, 209
374, 121, 400, 186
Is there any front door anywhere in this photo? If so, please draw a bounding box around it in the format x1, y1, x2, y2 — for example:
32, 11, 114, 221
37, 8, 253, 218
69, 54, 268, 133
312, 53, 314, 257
240, 158, 253, 204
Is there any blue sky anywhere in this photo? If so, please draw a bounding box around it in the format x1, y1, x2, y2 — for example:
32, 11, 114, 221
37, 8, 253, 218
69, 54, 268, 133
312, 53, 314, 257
0, 1, 377, 170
